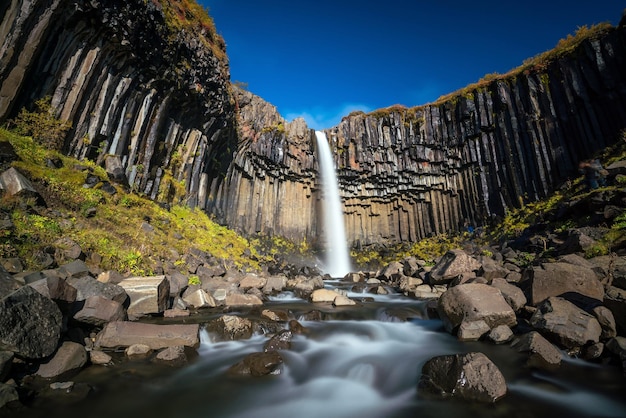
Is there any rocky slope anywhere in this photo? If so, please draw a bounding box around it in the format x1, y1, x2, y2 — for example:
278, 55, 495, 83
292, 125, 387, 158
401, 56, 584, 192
1, 1, 626, 251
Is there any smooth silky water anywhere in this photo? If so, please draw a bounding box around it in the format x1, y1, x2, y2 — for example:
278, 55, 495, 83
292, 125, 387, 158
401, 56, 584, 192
19, 278, 626, 418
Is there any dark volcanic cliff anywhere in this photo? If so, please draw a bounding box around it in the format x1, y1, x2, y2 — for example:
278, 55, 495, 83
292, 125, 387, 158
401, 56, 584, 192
1, 1, 626, 249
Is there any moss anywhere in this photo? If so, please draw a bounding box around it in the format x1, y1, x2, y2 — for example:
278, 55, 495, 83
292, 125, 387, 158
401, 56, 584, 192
0, 128, 262, 274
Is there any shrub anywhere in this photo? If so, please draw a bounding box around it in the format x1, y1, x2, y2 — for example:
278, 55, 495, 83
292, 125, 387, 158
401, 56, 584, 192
11, 96, 71, 151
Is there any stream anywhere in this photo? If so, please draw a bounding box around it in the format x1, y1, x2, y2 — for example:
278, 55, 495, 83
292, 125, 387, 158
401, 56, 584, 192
17, 278, 626, 418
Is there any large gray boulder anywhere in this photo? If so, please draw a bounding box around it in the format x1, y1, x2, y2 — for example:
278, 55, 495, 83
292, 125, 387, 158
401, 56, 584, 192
66, 275, 128, 304
0, 286, 62, 359
117, 275, 170, 319
418, 352, 507, 403
73, 295, 126, 326
511, 331, 562, 370
521, 262, 604, 306
489, 278, 527, 312
95, 321, 200, 350
35, 341, 87, 378
429, 249, 481, 285
437, 283, 517, 334
530, 297, 602, 349
0, 167, 43, 204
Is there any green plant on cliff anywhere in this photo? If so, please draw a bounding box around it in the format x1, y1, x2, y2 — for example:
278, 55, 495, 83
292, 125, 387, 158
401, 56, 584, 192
11, 96, 71, 151
0, 127, 262, 274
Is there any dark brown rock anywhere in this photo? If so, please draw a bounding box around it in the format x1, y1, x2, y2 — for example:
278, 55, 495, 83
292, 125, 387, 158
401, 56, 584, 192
228, 351, 283, 377
418, 352, 507, 403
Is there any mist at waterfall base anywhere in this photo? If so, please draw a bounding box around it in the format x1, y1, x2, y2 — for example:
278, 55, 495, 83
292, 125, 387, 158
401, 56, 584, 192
314, 130, 351, 277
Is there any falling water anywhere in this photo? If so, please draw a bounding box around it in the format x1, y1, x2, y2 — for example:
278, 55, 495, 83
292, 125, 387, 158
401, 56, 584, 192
315, 130, 351, 277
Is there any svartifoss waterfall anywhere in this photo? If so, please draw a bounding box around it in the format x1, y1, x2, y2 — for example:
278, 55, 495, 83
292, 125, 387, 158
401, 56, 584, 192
315, 130, 351, 277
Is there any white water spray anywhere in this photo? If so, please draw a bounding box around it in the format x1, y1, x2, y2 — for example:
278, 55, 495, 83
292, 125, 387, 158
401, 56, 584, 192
315, 130, 351, 277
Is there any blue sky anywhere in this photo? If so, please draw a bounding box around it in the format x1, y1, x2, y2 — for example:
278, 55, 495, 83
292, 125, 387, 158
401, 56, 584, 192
201, 1, 623, 130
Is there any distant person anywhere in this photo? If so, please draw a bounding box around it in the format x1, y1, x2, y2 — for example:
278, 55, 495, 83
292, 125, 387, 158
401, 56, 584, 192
579, 159, 607, 190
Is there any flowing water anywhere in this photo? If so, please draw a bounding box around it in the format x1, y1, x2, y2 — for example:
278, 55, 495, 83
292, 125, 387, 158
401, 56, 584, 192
17, 278, 626, 418
315, 130, 351, 277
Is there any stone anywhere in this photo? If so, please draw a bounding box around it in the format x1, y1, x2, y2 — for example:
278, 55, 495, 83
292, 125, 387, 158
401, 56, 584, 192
377, 261, 404, 282
429, 250, 481, 285
489, 278, 527, 312
418, 352, 507, 403
310, 288, 341, 302
97, 270, 125, 284
36, 341, 87, 378
287, 275, 324, 299
228, 351, 283, 377
0, 265, 23, 299
125, 344, 152, 359
0, 383, 19, 409
0, 167, 43, 204
262, 275, 288, 294
73, 295, 126, 326
487, 325, 514, 344
117, 275, 170, 319
0, 285, 62, 359
264, 330, 292, 352
66, 275, 128, 304
478, 257, 510, 280
437, 283, 517, 334
89, 350, 113, 365
214, 315, 253, 340
457, 320, 491, 341
0, 351, 13, 381
224, 293, 263, 307
511, 331, 562, 370
333, 295, 357, 306
164, 308, 190, 318
530, 297, 602, 349
59, 260, 91, 278
261, 309, 289, 322
239, 273, 267, 289
604, 286, 626, 335
522, 262, 604, 306
182, 288, 216, 308
591, 305, 617, 339
153, 346, 187, 366
95, 321, 200, 350
28, 275, 77, 308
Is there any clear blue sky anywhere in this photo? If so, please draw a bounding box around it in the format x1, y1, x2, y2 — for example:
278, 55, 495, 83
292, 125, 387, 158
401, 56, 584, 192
201, 1, 623, 130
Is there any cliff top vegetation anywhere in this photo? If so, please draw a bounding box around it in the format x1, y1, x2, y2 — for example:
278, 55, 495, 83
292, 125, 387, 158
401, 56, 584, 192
154, 0, 226, 61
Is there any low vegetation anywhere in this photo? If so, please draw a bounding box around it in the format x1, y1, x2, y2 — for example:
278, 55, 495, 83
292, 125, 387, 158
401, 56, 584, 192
0, 128, 263, 275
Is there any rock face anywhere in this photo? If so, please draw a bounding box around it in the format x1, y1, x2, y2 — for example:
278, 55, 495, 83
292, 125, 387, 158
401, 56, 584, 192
0, 286, 63, 359
418, 352, 507, 403
1, 2, 626, 248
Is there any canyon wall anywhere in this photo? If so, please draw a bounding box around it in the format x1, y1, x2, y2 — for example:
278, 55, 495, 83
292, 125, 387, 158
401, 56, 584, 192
216, 25, 626, 247
0, 0, 236, 208
1, 1, 626, 249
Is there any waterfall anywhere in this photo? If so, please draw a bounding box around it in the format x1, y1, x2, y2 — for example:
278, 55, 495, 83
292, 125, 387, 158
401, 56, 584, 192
315, 130, 351, 277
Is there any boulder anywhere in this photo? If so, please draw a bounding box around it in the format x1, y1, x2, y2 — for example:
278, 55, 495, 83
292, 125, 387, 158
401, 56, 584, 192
117, 275, 170, 319
333, 295, 357, 306
377, 261, 404, 282
0, 285, 62, 359
224, 293, 263, 307
239, 273, 267, 290
0, 265, 21, 298
310, 288, 341, 303
213, 315, 253, 340
604, 286, 626, 335
182, 288, 216, 308
264, 330, 293, 352
66, 276, 128, 304
73, 295, 126, 326
95, 321, 200, 350
29, 276, 77, 308
429, 250, 481, 285
153, 346, 187, 366
478, 257, 509, 280
0, 383, 19, 409
418, 352, 507, 403
0, 167, 43, 204
437, 283, 517, 334
591, 305, 617, 339
0, 351, 13, 381
89, 350, 112, 365
530, 297, 602, 349
511, 331, 562, 370
287, 275, 324, 299
58, 260, 91, 278
458, 320, 490, 341
522, 262, 604, 306
35, 341, 87, 378
262, 275, 288, 294
228, 351, 283, 377
125, 344, 152, 359
487, 325, 514, 344
489, 278, 527, 312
